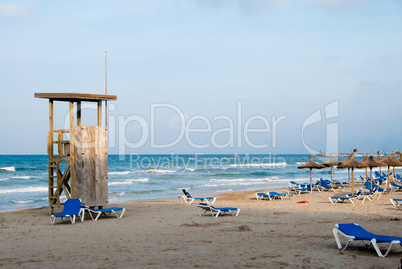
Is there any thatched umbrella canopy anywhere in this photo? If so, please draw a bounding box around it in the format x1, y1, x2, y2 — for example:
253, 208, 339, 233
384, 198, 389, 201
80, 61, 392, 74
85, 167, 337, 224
298, 155, 325, 192
338, 153, 366, 194
321, 155, 341, 184
382, 152, 402, 189
362, 156, 387, 190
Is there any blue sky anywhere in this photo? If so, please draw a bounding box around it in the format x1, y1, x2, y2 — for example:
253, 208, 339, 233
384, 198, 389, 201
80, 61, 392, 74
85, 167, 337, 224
1, 0, 402, 155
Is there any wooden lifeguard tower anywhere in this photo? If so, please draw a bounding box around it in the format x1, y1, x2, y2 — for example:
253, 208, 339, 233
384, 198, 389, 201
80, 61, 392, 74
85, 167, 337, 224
34, 93, 117, 214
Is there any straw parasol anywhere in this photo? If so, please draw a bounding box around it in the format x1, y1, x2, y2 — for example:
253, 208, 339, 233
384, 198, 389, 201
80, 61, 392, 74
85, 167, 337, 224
362, 156, 387, 190
321, 155, 341, 184
338, 152, 365, 194
298, 155, 325, 192
382, 152, 402, 189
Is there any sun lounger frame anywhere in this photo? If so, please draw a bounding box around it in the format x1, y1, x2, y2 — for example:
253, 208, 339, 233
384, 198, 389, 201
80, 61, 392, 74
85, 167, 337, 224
82, 206, 126, 221
333, 223, 402, 257
179, 189, 216, 205
197, 203, 240, 218
390, 198, 402, 207
50, 199, 84, 225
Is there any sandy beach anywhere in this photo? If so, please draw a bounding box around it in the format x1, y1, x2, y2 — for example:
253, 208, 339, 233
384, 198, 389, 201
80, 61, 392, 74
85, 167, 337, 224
1, 184, 401, 269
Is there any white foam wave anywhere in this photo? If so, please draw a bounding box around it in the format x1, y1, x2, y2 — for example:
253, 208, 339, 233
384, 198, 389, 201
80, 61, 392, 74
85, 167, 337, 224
11, 200, 34, 204
145, 169, 175, 174
10, 176, 32, 179
108, 192, 125, 197
210, 177, 278, 183
227, 162, 287, 168
184, 168, 196, 172
0, 166, 16, 172
108, 171, 130, 175
109, 178, 150, 186
0, 178, 9, 181
0, 186, 47, 194
198, 181, 268, 188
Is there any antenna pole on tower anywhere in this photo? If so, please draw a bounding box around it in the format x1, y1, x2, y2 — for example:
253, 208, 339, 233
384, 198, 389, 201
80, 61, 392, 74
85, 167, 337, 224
105, 51, 108, 128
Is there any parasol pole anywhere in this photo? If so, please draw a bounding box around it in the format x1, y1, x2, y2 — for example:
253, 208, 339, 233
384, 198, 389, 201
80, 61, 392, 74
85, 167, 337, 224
370, 167, 373, 191
387, 165, 391, 189
351, 168, 355, 194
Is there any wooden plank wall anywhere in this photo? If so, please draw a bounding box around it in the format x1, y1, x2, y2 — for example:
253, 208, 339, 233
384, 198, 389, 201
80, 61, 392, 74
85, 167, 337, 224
74, 126, 108, 207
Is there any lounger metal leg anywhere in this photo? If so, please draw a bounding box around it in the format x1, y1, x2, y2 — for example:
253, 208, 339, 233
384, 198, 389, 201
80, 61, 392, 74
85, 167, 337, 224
371, 239, 399, 258
333, 228, 354, 251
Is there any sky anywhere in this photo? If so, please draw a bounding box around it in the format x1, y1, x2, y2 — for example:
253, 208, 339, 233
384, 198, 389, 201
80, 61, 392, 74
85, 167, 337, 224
1, 0, 402, 155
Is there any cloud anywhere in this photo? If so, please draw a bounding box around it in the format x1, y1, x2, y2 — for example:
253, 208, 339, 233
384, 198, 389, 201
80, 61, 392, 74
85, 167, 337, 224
0, 1, 36, 18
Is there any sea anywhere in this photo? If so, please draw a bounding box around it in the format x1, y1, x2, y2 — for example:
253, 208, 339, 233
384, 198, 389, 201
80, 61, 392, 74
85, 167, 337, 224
0, 154, 390, 212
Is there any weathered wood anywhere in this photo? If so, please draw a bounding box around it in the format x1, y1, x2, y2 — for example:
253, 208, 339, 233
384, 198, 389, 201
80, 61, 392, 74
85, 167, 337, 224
35, 93, 117, 102
37, 93, 115, 214
97, 101, 102, 127
74, 126, 108, 207
77, 101, 81, 126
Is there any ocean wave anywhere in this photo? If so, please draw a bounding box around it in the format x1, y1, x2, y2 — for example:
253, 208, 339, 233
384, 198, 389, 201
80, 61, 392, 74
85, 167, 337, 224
109, 178, 150, 186
0, 178, 9, 181
197, 181, 268, 188
144, 169, 175, 174
0, 166, 16, 172
184, 168, 196, 172
210, 177, 278, 183
11, 200, 34, 204
108, 191, 125, 197
227, 162, 287, 168
10, 176, 33, 180
108, 171, 130, 175
0, 186, 48, 194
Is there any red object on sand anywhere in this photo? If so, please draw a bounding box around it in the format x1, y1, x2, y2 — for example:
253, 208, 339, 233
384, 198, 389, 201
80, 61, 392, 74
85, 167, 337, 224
297, 201, 308, 203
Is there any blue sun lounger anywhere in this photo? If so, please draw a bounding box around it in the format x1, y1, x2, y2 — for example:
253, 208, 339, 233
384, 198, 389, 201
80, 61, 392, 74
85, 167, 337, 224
390, 182, 402, 191
390, 198, 402, 207
50, 199, 83, 225
333, 223, 402, 257
329, 190, 362, 204
268, 191, 293, 200
255, 192, 271, 200
82, 206, 126, 221
356, 188, 380, 203
319, 179, 345, 192
180, 189, 216, 205
256, 192, 293, 200
197, 203, 240, 217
